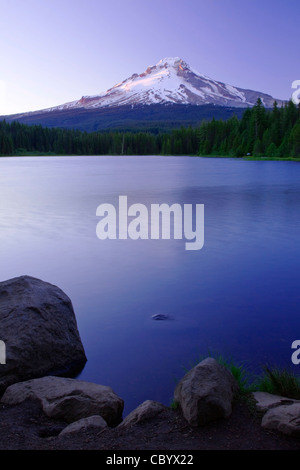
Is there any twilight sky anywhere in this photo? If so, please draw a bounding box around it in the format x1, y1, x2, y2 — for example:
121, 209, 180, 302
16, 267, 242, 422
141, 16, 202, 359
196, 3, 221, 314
0, 0, 299, 115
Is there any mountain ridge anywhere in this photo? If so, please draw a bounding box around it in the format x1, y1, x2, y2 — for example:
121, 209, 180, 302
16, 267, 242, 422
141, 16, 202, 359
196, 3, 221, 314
2, 104, 247, 133
8, 57, 285, 116
1, 57, 285, 132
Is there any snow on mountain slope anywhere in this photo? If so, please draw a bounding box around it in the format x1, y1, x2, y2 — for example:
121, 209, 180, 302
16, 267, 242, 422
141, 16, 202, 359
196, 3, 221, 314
16, 57, 284, 116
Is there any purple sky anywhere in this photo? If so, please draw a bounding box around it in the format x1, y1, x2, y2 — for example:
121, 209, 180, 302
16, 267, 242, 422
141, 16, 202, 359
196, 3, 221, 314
0, 0, 299, 115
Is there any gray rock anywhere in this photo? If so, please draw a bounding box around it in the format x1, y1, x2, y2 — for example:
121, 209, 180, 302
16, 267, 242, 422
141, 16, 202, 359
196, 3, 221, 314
261, 403, 300, 437
174, 357, 239, 427
252, 391, 296, 412
59, 415, 108, 436
118, 400, 166, 428
1, 376, 124, 426
0, 275, 87, 393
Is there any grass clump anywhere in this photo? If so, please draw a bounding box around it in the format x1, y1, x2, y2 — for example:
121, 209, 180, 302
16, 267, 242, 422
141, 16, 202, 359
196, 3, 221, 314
213, 354, 255, 395
182, 351, 255, 395
169, 399, 179, 410
256, 366, 300, 400
177, 351, 300, 403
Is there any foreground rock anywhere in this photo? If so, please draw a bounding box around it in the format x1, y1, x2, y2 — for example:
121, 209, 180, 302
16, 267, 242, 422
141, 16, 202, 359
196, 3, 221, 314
59, 415, 108, 436
252, 391, 300, 437
0, 275, 87, 393
1, 376, 124, 426
252, 391, 296, 412
261, 403, 300, 437
174, 357, 239, 427
118, 400, 166, 428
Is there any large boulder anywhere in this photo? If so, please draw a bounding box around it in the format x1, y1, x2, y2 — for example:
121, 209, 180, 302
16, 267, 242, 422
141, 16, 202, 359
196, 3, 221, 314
0, 275, 87, 393
1, 376, 124, 426
174, 357, 239, 427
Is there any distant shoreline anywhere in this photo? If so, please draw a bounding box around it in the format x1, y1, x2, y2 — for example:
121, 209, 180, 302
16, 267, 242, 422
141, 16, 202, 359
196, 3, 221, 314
1, 152, 300, 162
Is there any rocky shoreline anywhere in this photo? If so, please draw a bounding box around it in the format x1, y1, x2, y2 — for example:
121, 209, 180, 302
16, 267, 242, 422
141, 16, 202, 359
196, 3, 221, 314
0, 275, 300, 450
0, 373, 300, 451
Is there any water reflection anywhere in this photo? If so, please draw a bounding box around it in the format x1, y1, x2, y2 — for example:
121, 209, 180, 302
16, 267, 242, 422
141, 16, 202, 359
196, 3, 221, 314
0, 155, 300, 415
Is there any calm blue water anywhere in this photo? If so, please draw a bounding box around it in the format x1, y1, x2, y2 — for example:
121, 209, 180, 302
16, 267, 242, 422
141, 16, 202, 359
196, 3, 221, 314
0, 155, 300, 415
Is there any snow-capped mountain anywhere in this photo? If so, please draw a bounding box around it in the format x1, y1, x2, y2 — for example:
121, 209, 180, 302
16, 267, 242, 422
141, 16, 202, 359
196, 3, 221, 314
4, 58, 284, 132
46, 57, 282, 111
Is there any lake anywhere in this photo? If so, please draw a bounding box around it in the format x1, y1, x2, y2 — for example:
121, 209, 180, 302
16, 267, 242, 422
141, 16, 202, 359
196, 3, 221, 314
0, 155, 300, 416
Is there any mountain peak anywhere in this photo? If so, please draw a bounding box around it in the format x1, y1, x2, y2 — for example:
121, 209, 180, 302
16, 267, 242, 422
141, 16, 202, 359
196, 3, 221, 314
154, 57, 195, 74
156, 57, 184, 67
15, 58, 284, 116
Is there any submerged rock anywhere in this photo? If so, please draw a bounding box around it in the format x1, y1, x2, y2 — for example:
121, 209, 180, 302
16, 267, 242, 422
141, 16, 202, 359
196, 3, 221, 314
0, 275, 87, 393
151, 314, 171, 321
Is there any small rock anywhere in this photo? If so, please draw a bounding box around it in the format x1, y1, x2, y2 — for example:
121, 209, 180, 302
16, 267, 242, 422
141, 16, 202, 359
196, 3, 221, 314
152, 314, 171, 321
59, 415, 108, 436
118, 400, 166, 428
261, 403, 300, 437
252, 391, 296, 412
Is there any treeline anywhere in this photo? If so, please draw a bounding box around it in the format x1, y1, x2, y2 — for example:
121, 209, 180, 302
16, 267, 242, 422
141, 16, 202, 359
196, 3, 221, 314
0, 120, 165, 156
198, 98, 300, 158
1, 99, 300, 158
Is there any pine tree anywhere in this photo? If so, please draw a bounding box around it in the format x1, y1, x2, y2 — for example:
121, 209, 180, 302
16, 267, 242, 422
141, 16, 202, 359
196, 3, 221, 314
289, 120, 300, 157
